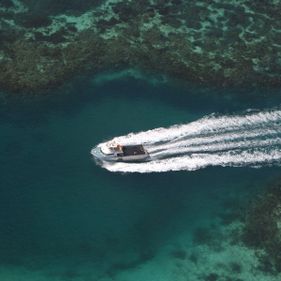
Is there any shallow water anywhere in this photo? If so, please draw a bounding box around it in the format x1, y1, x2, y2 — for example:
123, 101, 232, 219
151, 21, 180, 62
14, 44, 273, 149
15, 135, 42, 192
1, 76, 281, 280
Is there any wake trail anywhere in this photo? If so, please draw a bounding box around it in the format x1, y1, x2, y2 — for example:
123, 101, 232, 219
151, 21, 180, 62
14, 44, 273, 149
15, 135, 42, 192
147, 127, 281, 153
97, 109, 281, 173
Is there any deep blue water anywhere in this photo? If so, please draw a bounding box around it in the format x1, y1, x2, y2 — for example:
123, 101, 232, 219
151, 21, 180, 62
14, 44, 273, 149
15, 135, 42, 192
1, 76, 281, 279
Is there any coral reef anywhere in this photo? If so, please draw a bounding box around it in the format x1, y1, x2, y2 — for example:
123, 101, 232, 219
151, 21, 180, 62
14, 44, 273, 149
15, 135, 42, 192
243, 180, 281, 273
1, 0, 281, 93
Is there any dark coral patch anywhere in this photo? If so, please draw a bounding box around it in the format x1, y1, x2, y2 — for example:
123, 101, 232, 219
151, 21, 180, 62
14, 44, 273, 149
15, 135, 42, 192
229, 261, 242, 274
193, 227, 214, 245
170, 249, 187, 260
162, 16, 182, 28
0, 29, 19, 45
1, 0, 14, 8
96, 18, 120, 31
33, 32, 48, 42
19, 14, 52, 28
48, 29, 69, 44
66, 24, 78, 33
21, 0, 102, 16
171, 0, 182, 5
205, 273, 219, 281
112, 2, 138, 22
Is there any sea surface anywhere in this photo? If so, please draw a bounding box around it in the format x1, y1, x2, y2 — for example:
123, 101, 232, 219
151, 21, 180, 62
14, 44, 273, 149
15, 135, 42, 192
1, 75, 281, 280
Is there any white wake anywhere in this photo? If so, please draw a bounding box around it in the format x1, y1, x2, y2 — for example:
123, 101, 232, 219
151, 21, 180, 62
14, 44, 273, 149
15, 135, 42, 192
97, 109, 281, 173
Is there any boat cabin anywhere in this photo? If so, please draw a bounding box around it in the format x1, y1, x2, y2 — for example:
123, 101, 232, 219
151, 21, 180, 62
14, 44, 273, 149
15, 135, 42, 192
115, 145, 147, 157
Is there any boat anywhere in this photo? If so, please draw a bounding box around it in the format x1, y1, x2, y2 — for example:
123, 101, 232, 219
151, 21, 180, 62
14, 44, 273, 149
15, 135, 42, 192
91, 141, 150, 162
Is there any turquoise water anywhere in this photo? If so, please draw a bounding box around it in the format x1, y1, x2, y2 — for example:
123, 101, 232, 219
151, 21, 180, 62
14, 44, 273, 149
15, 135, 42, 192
1, 76, 281, 280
